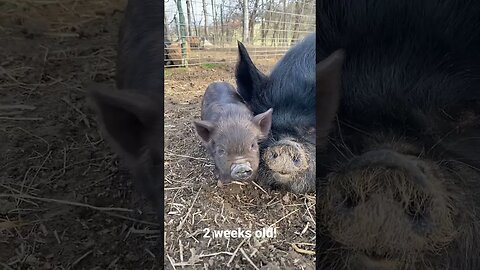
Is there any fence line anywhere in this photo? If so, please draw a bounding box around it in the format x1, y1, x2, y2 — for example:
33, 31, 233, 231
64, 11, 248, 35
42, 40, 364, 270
164, 0, 315, 68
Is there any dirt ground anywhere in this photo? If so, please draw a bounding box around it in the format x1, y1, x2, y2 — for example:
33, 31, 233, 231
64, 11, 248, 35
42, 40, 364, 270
0, 1, 315, 269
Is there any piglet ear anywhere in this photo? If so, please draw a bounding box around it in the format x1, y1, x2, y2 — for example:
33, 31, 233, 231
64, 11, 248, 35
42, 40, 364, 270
316, 49, 345, 145
193, 120, 215, 144
253, 108, 273, 139
88, 85, 163, 163
235, 41, 268, 103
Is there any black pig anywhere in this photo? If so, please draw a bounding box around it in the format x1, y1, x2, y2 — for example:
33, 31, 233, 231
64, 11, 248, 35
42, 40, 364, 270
193, 82, 273, 184
235, 33, 316, 194
87, 0, 164, 260
316, 1, 480, 269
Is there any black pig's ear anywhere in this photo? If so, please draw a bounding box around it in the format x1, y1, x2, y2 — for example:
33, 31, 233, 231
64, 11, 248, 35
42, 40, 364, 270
316, 49, 345, 145
253, 108, 273, 139
88, 85, 163, 163
193, 120, 215, 144
235, 41, 268, 102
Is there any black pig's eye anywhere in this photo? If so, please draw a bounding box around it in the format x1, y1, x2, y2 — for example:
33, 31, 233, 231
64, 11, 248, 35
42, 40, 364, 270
217, 148, 225, 156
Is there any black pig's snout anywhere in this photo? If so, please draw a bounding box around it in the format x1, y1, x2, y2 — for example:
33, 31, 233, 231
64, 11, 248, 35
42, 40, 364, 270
319, 148, 456, 258
231, 163, 253, 180
264, 140, 309, 176
348, 149, 429, 189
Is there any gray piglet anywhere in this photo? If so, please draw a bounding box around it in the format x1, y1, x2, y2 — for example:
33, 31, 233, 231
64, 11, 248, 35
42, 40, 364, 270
193, 81, 273, 184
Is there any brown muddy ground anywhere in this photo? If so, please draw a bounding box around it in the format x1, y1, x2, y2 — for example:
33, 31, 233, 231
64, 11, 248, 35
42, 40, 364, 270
0, 1, 315, 269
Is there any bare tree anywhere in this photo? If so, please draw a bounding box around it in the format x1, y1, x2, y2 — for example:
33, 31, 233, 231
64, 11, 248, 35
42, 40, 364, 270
290, 0, 303, 44
271, 0, 282, 46
260, 0, 265, 45
163, 0, 315, 65
202, 0, 209, 38
164, 13, 170, 42
248, 0, 260, 42
261, 0, 275, 45
282, 0, 287, 45
174, 14, 180, 39
211, 0, 218, 42
220, 2, 225, 43
242, 0, 249, 42
176, 0, 188, 65
189, 0, 198, 36
186, 0, 193, 36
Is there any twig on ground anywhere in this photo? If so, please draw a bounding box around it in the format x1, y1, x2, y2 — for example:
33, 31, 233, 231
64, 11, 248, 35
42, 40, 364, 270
69, 250, 93, 269
0, 117, 43, 121
251, 180, 268, 195
291, 243, 315, 255
269, 209, 299, 227
167, 254, 177, 270
239, 248, 260, 270
0, 193, 134, 213
227, 237, 247, 266
165, 152, 210, 161
179, 239, 184, 267
176, 187, 202, 231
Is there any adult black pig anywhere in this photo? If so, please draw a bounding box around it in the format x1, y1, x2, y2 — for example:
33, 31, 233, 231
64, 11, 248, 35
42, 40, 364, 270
235, 33, 316, 194
87, 0, 164, 261
316, 1, 480, 269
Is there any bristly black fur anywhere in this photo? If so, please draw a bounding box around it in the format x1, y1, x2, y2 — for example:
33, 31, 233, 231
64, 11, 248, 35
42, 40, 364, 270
236, 33, 316, 138
317, 0, 480, 135
316, 1, 480, 269
90, 0, 165, 265
116, 0, 164, 92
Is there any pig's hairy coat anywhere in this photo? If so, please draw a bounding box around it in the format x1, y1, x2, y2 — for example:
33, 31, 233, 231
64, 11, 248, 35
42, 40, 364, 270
316, 0, 480, 269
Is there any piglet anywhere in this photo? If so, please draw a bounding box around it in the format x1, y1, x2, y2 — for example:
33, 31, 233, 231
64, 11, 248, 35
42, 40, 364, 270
193, 82, 273, 184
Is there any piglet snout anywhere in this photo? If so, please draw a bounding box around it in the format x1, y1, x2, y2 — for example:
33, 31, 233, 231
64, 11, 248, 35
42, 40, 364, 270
231, 162, 253, 180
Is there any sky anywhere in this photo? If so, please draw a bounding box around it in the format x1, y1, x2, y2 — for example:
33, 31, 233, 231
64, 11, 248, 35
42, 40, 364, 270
165, 0, 233, 28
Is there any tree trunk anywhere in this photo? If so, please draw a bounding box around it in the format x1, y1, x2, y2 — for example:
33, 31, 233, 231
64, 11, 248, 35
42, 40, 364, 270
242, 0, 249, 42
248, 0, 259, 42
271, 2, 281, 46
190, 0, 198, 36
220, 3, 225, 43
290, 0, 302, 44
202, 0, 209, 38
260, 0, 265, 45
176, 0, 188, 65
211, 0, 217, 42
263, 0, 274, 45
164, 14, 170, 42
282, 0, 287, 46
186, 0, 193, 36
174, 15, 180, 39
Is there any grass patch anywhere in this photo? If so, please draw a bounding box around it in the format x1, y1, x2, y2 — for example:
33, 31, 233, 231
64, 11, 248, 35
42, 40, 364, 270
199, 63, 223, 69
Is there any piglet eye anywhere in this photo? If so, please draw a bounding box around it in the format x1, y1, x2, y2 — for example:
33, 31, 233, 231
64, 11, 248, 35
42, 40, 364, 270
217, 148, 225, 156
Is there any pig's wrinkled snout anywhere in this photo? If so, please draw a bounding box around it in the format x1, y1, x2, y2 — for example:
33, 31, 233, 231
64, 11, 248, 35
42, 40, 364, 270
231, 162, 253, 180
320, 149, 456, 261
264, 140, 308, 180
348, 149, 430, 189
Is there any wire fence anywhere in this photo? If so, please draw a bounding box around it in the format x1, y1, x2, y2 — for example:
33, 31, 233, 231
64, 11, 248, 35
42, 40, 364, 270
164, 0, 315, 67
